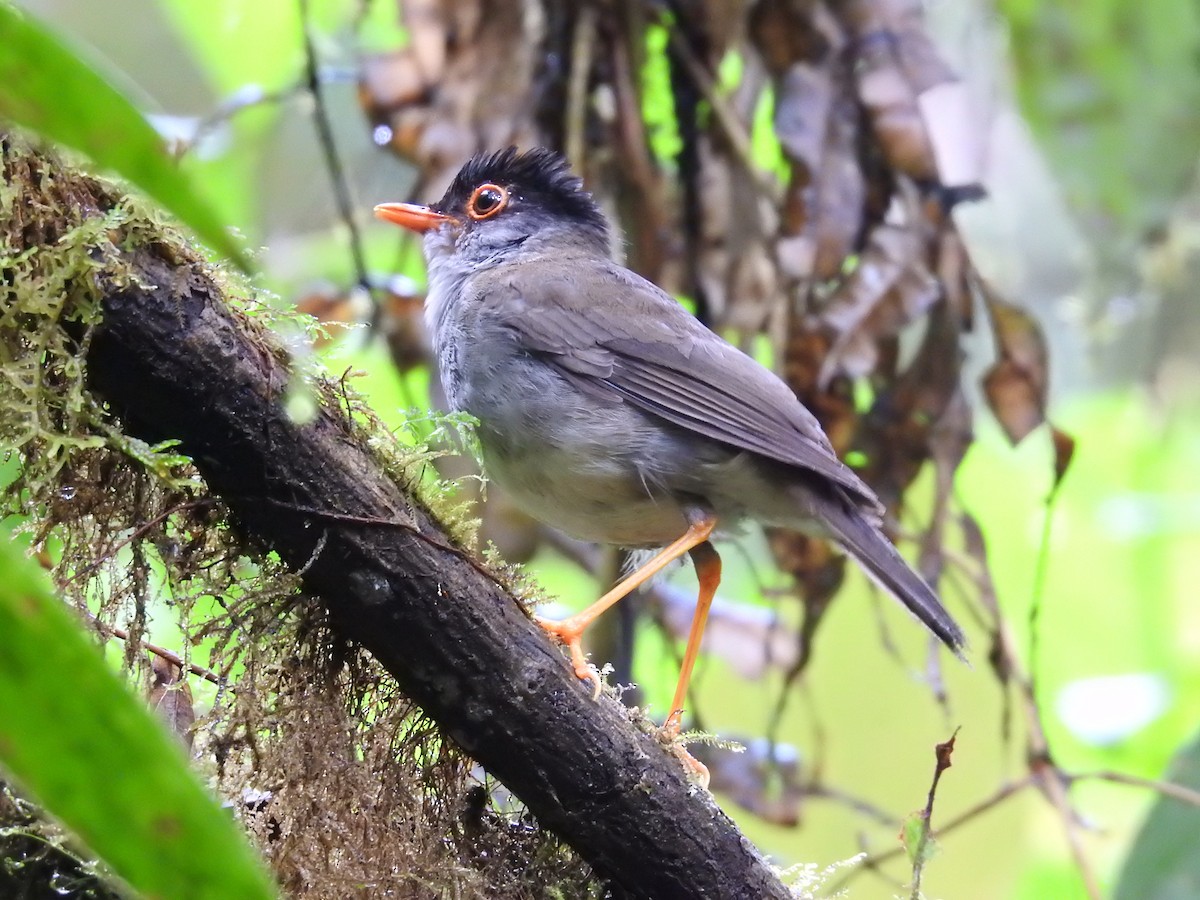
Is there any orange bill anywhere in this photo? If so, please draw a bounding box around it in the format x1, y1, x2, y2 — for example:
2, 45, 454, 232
373, 202, 452, 233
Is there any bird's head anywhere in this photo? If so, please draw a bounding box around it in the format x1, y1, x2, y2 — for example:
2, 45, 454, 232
375, 147, 611, 271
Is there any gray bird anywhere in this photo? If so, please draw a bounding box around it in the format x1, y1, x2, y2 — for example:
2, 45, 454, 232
375, 148, 965, 771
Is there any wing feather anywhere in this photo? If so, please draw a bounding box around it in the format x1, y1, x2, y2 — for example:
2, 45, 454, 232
485, 257, 881, 511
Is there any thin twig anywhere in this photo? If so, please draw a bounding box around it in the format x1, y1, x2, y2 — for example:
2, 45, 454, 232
909, 729, 959, 900
298, 0, 371, 297
937, 775, 1036, 833
181, 82, 307, 157
1072, 769, 1200, 809
1028, 478, 1064, 717
804, 784, 901, 828
84, 611, 226, 688
1010, 468, 1105, 896
828, 775, 1035, 892
1034, 761, 1103, 900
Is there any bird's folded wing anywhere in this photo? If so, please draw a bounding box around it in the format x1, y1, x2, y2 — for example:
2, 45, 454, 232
487, 258, 880, 510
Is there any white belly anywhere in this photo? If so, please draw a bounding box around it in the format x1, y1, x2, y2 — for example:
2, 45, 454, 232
480, 437, 690, 548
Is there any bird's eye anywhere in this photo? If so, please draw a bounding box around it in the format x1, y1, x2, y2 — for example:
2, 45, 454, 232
467, 183, 508, 220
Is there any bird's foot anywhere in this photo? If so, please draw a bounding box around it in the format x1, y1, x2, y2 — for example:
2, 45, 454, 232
663, 709, 686, 735
534, 615, 603, 699
661, 710, 710, 790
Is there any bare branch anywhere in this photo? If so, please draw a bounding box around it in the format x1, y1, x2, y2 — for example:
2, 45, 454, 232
1072, 769, 1200, 809
85, 612, 226, 689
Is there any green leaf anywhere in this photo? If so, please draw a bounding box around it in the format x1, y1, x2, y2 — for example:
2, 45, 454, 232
0, 3, 252, 271
0, 532, 277, 900
900, 810, 939, 866
1115, 732, 1200, 900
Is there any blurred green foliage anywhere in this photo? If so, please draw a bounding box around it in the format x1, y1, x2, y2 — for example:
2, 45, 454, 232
1000, 0, 1200, 236
0, 529, 278, 900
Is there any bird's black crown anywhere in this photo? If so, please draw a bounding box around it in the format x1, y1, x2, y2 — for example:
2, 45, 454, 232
439, 147, 610, 239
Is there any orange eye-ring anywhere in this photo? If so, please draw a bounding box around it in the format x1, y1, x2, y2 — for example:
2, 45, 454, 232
467, 183, 508, 220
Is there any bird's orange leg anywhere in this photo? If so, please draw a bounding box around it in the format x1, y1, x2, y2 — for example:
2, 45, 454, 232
664, 540, 721, 734
660, 541, 720, 788
536, 513, 717, 698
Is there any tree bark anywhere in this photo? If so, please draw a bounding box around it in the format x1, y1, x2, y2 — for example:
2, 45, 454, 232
48, 184, 792, 895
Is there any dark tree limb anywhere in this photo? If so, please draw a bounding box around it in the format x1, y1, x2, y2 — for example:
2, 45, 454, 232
42, 181, 792, 895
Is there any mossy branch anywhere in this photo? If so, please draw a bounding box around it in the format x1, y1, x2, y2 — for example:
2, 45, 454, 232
1, 139, 792, 898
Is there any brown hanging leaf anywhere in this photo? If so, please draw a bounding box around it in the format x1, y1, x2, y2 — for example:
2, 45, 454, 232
747, 0, 835, 78
851, 35, 937, 181
766, 528, 847, 673
358, 51, 429, 116
404, 0, 454, 82
834, 0, 975, 188
725, 240, 781, 335
819, 224, 939, 382
937, 227, 973, 328
858, 299, 964, 507
886, 5, 957, 94
695, 135, 780, 332
980, 282, 1049, 445
359, 0, 541, 191
778, 327, 859, 454
810, 89, 870, 282
148, 655, 195, 751
982, 357, 1043, 444
1050, 426, 1076, 488
751, 0, 865, 286
960, 512, 1013, 690
919, 388, 973, 587
294, 286, 365, 349
773, 63, 834, 182
378, 278, 431, 374
294, 278, 428, 368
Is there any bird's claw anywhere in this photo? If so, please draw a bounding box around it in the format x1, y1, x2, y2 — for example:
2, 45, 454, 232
534, 615, 603, 700
663, 709, 685, 737
577, 664, 603, 700
671, 745, 710, 790
660, 714, 710, 789
538, 617, 708, 785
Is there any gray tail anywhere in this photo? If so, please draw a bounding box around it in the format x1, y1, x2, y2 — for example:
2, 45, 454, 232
822, 501, 966, 657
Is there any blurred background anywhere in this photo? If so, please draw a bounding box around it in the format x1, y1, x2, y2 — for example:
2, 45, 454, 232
13, 0, 1200, 896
